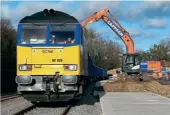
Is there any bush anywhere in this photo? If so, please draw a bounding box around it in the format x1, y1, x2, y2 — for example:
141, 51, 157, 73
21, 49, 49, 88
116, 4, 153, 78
1, 19, 17, 93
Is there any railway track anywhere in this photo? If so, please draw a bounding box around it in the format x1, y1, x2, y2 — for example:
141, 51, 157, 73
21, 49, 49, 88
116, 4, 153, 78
60, 102, 73, 115
14, 99, 76, 115
0, 94, 21, 101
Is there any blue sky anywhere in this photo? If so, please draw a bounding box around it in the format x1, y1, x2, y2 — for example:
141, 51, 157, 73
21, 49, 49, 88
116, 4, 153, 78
1, 1, 170, 52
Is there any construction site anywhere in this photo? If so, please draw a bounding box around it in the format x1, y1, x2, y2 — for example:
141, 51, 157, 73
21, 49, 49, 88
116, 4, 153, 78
1, 1, 170, 115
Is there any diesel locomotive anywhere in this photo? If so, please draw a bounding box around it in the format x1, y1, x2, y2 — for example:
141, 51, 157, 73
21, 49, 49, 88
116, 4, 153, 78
15, 9, 107, 103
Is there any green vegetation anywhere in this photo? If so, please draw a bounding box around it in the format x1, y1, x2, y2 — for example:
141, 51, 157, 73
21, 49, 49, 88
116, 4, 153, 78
1, 19, 17, 93
137, 39, 170, 61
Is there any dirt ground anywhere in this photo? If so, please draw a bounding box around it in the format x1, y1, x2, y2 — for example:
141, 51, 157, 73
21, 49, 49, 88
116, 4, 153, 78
107, 68, 120, 75
103, 77, 170, 98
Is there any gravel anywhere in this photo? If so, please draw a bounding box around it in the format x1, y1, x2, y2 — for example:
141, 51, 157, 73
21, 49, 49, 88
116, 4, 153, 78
1, 83, 103, 115
1, 97, 33, 115
24, 83, 103, 115
24, 106, 66, 115
68, 83, 103, 115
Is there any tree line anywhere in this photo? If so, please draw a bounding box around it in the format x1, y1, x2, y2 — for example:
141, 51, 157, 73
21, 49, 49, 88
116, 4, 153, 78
1, 19, 17, 93
136, 39, 170, 61
84, 28, 123, 70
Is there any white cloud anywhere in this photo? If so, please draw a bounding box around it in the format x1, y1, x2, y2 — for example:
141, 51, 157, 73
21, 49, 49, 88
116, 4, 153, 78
1, 1, 121, 25
1, 4, 10, 19
71, 1, 120, 21
1, 2, 72, 25
122, 1, 170, 21
142, 1, 170, 9
125, 28, 158, 38
143, 18, 168, 28
126, 28, 142, 38
144, 32, 155, 38
1, 1, 122, 29
1, 1, 170, 31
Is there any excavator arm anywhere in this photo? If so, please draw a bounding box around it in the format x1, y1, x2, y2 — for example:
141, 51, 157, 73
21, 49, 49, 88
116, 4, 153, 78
80, 8, 141, 74
80, 9, 134, 54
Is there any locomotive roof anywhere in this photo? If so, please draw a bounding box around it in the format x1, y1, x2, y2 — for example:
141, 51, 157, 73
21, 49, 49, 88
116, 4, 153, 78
19, 9, 79, 23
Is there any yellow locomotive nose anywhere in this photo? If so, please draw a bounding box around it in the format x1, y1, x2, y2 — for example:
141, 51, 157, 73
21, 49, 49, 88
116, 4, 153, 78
32, 47, 63, 64
17, 45, 80, 76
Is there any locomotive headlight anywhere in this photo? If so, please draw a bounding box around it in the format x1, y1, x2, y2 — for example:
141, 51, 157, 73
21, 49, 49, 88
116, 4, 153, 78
19, 65, 32, 71
20, 65, 27, 70
16, 76, 32, 84
64, 65, 77, 71
61, 75, 77, 84
69, 65, 74, 70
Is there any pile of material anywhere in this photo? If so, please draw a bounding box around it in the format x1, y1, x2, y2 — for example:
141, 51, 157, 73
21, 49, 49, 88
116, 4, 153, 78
160, 60, 170, 67
103, 77, 170, 98
107, 68, 120, 75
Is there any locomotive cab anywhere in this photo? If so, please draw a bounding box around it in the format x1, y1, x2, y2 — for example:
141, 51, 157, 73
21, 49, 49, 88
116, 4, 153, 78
16, 9, 87, 102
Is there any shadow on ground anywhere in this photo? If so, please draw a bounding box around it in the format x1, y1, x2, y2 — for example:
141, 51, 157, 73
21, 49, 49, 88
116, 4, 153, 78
75, 81, 106, 106
27, 81, 106, 108
36, 101, 70, 108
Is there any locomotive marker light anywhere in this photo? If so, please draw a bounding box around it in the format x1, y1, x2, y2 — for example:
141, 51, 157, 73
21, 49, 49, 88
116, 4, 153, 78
19, 65, 32, 71
43, 9, 56, 16
43, 9, 49, 16
64, 65, 77, 71
49, 9, 55, 16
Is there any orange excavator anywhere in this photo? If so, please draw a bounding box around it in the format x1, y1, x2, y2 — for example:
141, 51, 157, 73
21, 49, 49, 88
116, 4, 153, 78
80, 8, 141, 74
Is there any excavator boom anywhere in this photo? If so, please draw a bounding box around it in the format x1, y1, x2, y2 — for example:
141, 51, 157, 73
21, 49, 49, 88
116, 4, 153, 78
80, 9, 134, 54
80, 8, 140, 74
80, 8, 163, 77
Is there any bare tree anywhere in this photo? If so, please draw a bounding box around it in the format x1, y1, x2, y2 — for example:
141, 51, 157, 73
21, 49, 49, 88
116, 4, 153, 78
1, 18, 17, 93
84, 27, 123, 69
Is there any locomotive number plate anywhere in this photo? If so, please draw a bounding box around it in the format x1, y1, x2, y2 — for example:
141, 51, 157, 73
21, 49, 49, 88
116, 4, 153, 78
42, 50, 53, 53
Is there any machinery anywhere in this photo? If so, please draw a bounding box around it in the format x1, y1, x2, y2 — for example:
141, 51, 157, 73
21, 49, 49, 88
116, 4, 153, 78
15, 9, 107, 103
80, 9, 140, 75
80, 8, 166, 80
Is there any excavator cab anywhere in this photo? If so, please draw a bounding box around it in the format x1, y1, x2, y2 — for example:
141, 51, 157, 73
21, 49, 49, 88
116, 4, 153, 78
121, 53, 141, 75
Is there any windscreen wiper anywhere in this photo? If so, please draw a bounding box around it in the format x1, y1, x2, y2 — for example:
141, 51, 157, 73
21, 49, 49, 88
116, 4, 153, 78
31, 23, 43, 26
55, 19, 76, 26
